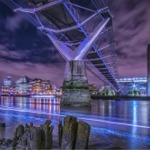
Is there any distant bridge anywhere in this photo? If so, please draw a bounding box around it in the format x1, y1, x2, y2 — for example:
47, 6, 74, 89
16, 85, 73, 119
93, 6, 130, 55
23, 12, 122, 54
117, 77, 147, 95
117, 77, 147, 83
1, 0, 123, 94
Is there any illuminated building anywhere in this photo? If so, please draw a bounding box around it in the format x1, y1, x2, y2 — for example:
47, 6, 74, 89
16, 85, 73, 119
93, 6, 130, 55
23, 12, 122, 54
1, 76, 15, 95
89, 84, 96, 91
98, 85, 116, 96
147, 44, 150, 95
1, 75, 58, 95
4, 76, 12, 86
1, 86, 14, 95
15, 76, 30, 95
15, 76, 57, 95
28, 79, 53, 95
56, 88, 62, 96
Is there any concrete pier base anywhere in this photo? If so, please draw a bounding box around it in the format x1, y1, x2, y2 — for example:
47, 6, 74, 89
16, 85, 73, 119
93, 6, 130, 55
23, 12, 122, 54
62, 60, 91, 106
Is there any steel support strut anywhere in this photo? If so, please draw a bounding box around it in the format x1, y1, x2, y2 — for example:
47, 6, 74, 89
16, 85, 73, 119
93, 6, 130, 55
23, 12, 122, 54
15, 6, 108, 33
74, 18, 110, 60
13, 3, 110, 61
46, 18, 110, 61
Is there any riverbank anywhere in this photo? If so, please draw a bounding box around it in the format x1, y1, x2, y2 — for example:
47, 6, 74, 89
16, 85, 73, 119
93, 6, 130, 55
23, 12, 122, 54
0, 94, 30, 97
0, 94, 58, 98
91, 95, 150, 100
2, 94, 150, 101
0, 116, 90, 150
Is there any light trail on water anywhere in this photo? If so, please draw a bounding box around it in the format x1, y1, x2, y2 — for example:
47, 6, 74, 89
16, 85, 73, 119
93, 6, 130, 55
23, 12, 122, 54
0, 106, 150, 129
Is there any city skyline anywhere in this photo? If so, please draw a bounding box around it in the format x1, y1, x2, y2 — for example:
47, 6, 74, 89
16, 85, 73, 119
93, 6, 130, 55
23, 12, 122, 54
0, 75, 59, 95
0, 0, 150, 87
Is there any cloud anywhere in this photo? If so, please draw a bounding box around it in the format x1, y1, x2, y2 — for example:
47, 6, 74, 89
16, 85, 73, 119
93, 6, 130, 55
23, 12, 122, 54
0, 42, 64, 64
0, 44, 26, 60
105, 0, 150, 77
5, 14, 24, 32
0, 61, 65, 86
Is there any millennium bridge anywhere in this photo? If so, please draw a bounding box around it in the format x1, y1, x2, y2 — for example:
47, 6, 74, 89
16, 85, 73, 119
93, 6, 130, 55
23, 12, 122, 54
1, 0, 124, 105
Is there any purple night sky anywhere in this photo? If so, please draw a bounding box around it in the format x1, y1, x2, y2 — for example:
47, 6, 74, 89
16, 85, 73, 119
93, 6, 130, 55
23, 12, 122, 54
0, 0, 150, 87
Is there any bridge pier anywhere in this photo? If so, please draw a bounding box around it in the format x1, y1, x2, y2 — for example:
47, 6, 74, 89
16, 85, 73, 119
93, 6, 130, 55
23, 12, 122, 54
62, 60, 91, 106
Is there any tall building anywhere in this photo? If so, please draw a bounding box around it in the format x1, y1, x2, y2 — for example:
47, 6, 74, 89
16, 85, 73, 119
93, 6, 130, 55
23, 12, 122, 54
4, 76, 11, 86
15, 76, 30, 94
28, 79, 52, 94
1, 76, 14, 95
147, 44, 150, 95
6, 76, 56, 95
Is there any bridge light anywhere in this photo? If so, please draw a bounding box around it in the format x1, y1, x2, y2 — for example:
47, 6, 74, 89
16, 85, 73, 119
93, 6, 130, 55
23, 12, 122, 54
131, 83, 137, 89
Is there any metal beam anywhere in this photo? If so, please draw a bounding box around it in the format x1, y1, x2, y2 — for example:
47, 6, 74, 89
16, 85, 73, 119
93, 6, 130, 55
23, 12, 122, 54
65, 41, 81, 46
85, 55, 112, 61
86, 64, 119, 92
0, 0, 19, 9
88, 44, 115, 54
87, 62, 113, 67
84, 58, 100, 61
36, 0, 63, 12
74, 18, 110, 60
66, 2, 97, 13
38, 8, 104, 33
89, 65, 113, 69
98, 67, 113, 70
101, 9, 113, 19
14, 0, 63, 13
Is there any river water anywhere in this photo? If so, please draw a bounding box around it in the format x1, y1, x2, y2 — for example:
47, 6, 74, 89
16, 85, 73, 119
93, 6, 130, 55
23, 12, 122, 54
0, 96, 150, 149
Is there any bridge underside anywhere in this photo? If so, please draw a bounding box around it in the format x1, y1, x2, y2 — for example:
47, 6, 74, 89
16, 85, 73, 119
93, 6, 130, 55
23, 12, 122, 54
1, 0, 123, 94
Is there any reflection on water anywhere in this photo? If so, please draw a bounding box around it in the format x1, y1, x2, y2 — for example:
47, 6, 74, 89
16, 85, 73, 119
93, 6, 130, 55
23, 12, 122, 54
0, 96, 150, 149
0, 96, 60, 113
91, 100, 150, 126
0, 96, 61, 139
0, 97, 150, 127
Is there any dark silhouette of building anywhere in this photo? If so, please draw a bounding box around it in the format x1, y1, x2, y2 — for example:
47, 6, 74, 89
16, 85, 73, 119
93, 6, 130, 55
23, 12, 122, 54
147, 44, 150, 95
